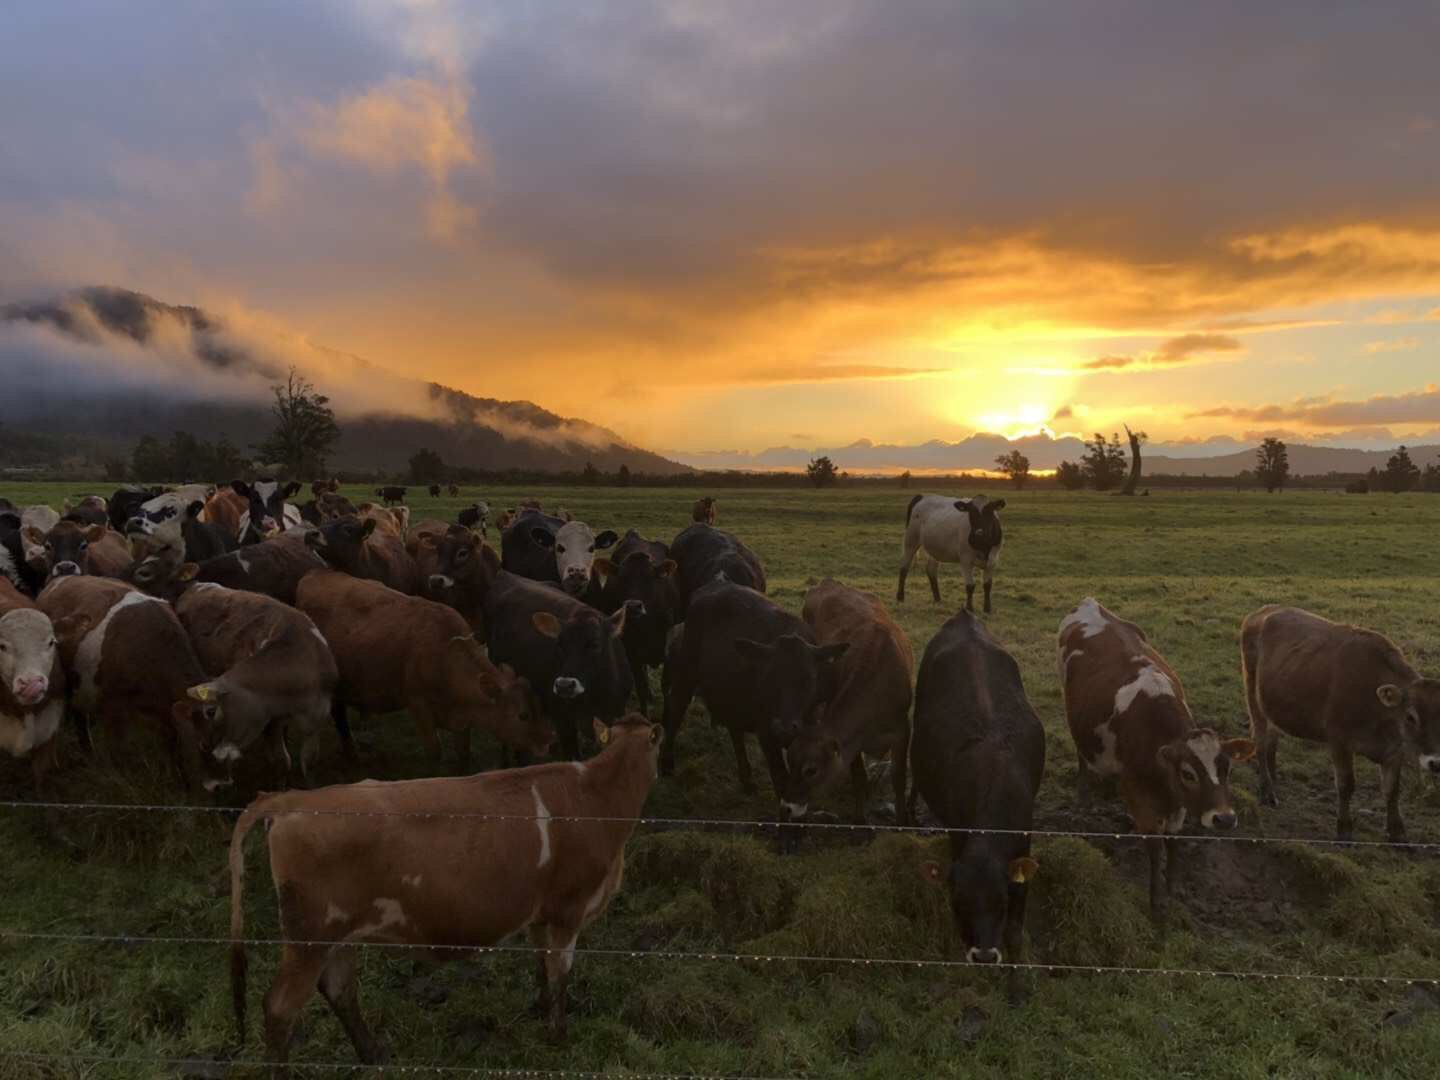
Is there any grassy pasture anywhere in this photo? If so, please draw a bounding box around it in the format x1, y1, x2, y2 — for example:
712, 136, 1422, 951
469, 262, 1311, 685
2, 482, 1440, 1078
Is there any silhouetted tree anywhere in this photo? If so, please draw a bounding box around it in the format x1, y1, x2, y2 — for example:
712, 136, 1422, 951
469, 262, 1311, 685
254, 368, 340, 476
1055, 460, 1085, 490
806, 456, 838, 488
1081, 433, 1127, 491
1255, 438, 1289, 493
995, 450, 1031, 489
582, 461, 601, 485
616, 464, 632, 487
1119, 425, 1147, 495
408, 448, 446, 484
899, 470, 912, 489
1422, 461, 1440, 493
1382, 446, 1420, 492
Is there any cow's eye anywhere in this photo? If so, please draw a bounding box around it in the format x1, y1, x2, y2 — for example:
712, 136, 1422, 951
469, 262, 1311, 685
456, 548, 469, 561
556, 545, 566, 554
802, 764, 819, 780
1180, 764, 1199, 785
78, 541, 88, 551
588, 544, 595, 553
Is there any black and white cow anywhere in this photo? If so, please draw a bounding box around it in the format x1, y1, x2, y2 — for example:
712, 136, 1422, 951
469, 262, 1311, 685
897, 494, 1006, 612
127, 499, 234, 565
107, 486, 165, 532
501, 510, 617, 602
457, 502, 490, 536
1, 512, 46, 597
233, 479, 304, 546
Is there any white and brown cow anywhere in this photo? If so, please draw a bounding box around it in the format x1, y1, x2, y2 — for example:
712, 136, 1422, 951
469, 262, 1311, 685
0, 579, 64, 790
23, 520, 134, 581
896, 494, 1006, 612
175, 583, 339, 784
1058, 597, 1253, 918
1241, 605, 1440, 842
228, 713, 663, 1063
18, 505, 60, 569
233, 479, 304, 545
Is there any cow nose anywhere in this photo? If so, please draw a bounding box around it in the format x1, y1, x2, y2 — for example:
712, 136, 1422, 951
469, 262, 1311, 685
966, 947, 1002, 965
1212, 811, 1237, 831
553, 677, 584, 699
428, 574, 454, 591
1422, 755, 1440, 776
13, 676, 48, 705
52, 562, 80, 577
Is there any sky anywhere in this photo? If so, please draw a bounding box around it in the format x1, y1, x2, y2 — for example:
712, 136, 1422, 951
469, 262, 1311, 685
4, 0, 1440, 464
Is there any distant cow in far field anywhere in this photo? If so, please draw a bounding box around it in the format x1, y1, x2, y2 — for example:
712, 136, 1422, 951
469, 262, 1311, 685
898, 494, 1006, 613
375, 486, 407, 506
457, 502, 490, 536
1059, 598, 1253, 919
1241, 605, 1440, 842
447, 483, 460, 497
691, 496, 717, 525
427, 484, 442, 497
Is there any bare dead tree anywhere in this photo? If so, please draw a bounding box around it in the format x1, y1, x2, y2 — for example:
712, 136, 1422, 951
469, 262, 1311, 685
1119, 424, 1147, 496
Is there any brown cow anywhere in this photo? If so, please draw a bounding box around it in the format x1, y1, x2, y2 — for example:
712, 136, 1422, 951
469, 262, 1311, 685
1058, 597, 1254, 918
201, 488, 249, 538
407, 519, 450, 600
228, 713, 662, 1062
0, 579, 64, 789
176, 584, 339, 783
784, 579, 913, 824
193, 531, 325, 605
37, 576, 222, 791
305, 514, 421, 595
691, 496, 717, 525
296, 570, 552, 766
1241, 605, 1440, 842
22, 520, 133, 581
421, 526, 500, 638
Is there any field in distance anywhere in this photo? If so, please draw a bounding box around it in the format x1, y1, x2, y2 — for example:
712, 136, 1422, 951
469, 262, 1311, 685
2, 484, 1439, 1078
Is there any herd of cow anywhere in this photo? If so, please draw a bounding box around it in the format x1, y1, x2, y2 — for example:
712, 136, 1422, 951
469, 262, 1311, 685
2, 481, 1439, 1067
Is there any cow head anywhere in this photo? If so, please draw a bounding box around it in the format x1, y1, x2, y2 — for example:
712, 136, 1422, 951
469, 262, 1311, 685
955, 498, 1006, 556
304, 515, 374, 569
593, 713, 664, 778
171, 692, 232, 791
779, 727, 845, 820
733, 634, 848, 745
594, 551, 678, 664
532, 606, 628, 701
1157, 728, 1254, 830
447, 641, 554, 757
122, 555, 198, 601
921, 848, 1039, 964
693, 497, 717, 525
0, 608, 57, 708
24, 521, 108, 579
233, 478, 301, 541
428, 526, 500, 594
1381, 678, 1440, 778
532, 521, 619, 596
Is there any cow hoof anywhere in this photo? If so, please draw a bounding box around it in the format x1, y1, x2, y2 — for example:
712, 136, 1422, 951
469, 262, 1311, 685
1388, 829, 1409, 846
1260, 791, 1279, 808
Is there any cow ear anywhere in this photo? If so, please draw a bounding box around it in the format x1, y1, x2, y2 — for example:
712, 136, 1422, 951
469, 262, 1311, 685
22, 525, 46, 546
530, 528, 556, 548
593, 718, 611, 746
734, 638, 771, 663
187, 682, 225, 702
531, 612, 562, 639
649, 723, 664, 746
1377, 684, 1405, 709
609, 604, 631, 635
185, 500, 205, 520
657, 559, 677, 578
283, 481, 302, 498
1221, 738, 1256, 763
177, 563, 199, 582
231, 480, 251, 497
593, 557, 615, 578
816, 642, 849, 663
1156, 742, 1182, 767
594, 530, 618, 549
84, 524, 108, 543
953, 500, 970, 512
361, 519, 377, 538
919, 861, 945, 886
1008, 856, 1039, 884
988, 499, 1007, 513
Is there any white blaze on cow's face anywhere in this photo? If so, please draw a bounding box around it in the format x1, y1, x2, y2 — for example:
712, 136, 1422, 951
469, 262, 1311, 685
552, 522, 618, 595
0, 609, 56, 707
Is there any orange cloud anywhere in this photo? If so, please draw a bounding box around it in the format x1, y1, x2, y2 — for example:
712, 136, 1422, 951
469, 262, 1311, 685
1362, 337, 1419, 353
1189, 384, 1440, 427
1081, 333, 1242, 372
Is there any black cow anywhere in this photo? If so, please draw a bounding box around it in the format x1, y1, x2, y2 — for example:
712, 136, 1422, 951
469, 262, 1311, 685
375, 486, 407, 506
669, 523, 767, 616
456, 502, 490, 534
424, 526, 497, 637
62, 495, 110, 527
428, 484, 442, 498
661, 580, 844, 791
1, 511, 45, 597
233, 479, 303, 545
107, 486, 163, 532
912, 610, 1044, 999
596, 531, 678, 714
485, 572, 631, 759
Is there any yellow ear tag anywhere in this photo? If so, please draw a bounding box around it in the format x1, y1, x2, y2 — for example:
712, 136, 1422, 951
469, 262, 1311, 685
188, 685, 212, 703
597, 725, 611, 746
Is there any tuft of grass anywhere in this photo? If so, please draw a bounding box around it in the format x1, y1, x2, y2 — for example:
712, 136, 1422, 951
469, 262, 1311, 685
1028, 837, 1152, 967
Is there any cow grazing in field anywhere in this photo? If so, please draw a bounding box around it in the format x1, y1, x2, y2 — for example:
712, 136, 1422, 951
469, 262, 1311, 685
62, 494, 109, 527
447, 483, 460, 497
428, 483, 442, 498
305, 514, 421, 595
375, 485, 407, 507
23, 520, 133, 581
913, 610, 1043, 988
228, 713, 662, 1061
595, 531, 678, 714
297, 571, 552, 766
175, 584, 339, 783
1, 511, 46, 597
37, 575, 222, 791
1058, 598, 1253, 917
234, 479, 304, 545
663, 580, 845, 791
502, 510, 618, 602
193, 532, 326, 605
784, 580, 913, 824
457, 501, 490, 536
668, 523, 767, 616
0, 579, 64, 790
106, 486, 164, 532
897, 494, 1006, 612
691, 496, 717, 525
1241, 606, 1440, 842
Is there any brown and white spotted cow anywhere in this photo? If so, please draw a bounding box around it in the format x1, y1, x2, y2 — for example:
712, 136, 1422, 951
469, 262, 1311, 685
228, 713, 663, 1063
1241, 605, 1440, 842
1058, 597, 1254, 918
0, 579, 64, 790
23, 520, 133, 581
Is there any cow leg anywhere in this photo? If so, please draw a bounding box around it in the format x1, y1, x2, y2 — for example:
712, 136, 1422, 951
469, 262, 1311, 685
1074, 755, 1097, 808
896, 535, 920, 603
891, 719, 911, 827
539, 925, 579, 1042
1245, 681, 1279, 807
760, 735, 790, 799
660, 665, 697, 778
981, 563, 995, 614
332, 697, 356, 760
1381, 752, 1407, 843
729, 727, 756, 793
165, 706, 209, 793
411, 703, 443, 766
1145, 836, 1166, 922
72, 705, 94, 756
959, 559, 974, 611
319, 947, 385, 1065
926, 556, 943, 604
1003, 883, 1030, 1005
849, 753, 870, 824
629, 651, 652, 715
30, 735, 59, 797
267, 721, 293, 786
263, 945, 329, 1068
1165, 835, 1182, 897
1331, 743, 1356, 840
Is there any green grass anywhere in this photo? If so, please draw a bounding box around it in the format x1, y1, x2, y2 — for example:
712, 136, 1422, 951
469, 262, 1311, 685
3, 483, 1440, 1078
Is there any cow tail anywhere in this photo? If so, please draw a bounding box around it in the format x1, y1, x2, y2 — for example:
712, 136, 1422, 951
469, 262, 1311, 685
904, 494, 923, 527
229, 801, 267, 1044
